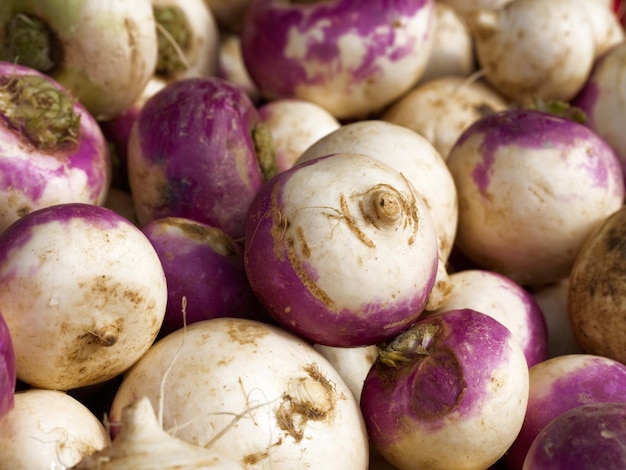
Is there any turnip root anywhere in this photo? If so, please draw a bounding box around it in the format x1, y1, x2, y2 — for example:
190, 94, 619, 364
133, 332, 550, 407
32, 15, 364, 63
296, 120, 457, 310
381, 75, 509, 160
361, 308, 529, 470
72, 397, 244, 470
0, 0, 158, 121
240, 0, 437, 120
0, 389, 110, 468
466, 0, 596, 104
568, 205, 626, 364
0, 203, 167, 390
0, 311, 14, 423
0, 62, 111, 233
446, 108, 625, 286
258, 99, 341, 172
429, 269, 548, 367
109, 318, 369, 469
503, 354, 626, 469
244, 152, 440, 347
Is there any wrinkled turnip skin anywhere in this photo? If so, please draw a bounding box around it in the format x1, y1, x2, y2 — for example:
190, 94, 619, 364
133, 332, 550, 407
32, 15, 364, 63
568, 205, 626, 364
430, 269, 548, 367
240, 0, 436, 120
0, 203, 167, 390
0, 311, 15, 423
109, 318, 369, 469
447, 109, 625, 287
141, 217, 264, 337
503, 354, 626, 470
0, 63, 111, 234
573, 42, 626, 179
361, 309, 529, 470
522, 402, 626, 470
127, 77, 269, 239
244, 152, 439, 347
0, 389, 110, 469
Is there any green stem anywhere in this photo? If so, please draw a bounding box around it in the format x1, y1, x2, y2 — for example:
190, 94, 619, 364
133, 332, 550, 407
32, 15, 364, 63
154, 6, 191, 78
2, 13, 59, 73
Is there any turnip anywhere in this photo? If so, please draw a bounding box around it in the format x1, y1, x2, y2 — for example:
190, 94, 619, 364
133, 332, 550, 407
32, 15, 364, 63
244, 152, 440, 347
0, 310, 15, 423
296, 120, 457, 309
109, 317, 369, 469
127, 76, 277, 240
0, 388, 110, 468
568, 205, 626, 364
429, 269, 548, 367
522, 402, 626, 470
0, 203, 167, 390
573, 41, 626, 178
217, 33, 261, 103
0, 0, 158, 121
446, 108, 625, 287
438, 0, 515, 17
141, 216, 265, 337
417, 2, 476, 84
381, 75, 509, 160
258, 99, 341, 172
503, 353, 626, 469
72, 397, 245, 470
239, 0, 437, 120
465, 0, 597, 104
361, 308, 529, 470
0, 62, 111, 233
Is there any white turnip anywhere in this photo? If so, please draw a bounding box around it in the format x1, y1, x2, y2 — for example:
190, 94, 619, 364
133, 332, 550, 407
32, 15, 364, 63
0, 0, 158, 120
0, 203, 167, 390
244, 152, 440, 347
239, 0, 436, 120
109, 317, 369, 469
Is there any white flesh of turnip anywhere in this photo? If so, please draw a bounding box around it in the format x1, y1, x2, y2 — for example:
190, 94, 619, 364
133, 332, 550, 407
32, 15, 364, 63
381, 75, 509, 160
0, 389, 110, 469
109, 318, 369, 469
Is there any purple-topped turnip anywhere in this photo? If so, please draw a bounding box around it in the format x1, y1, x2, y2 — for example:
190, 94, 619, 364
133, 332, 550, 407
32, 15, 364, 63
361, 308, 529, 470
503, 353, 626, 469
244, 152, 439, 347
240, 0, 436, 120
0, 311, 14, 423
522, 402, 626, 470
127, 76, 277, 239
446, 108, 625, 287
141, 216, 264, 337
0, 203, 167, 390
0, 62, 111, 233
0, 0, 158, 121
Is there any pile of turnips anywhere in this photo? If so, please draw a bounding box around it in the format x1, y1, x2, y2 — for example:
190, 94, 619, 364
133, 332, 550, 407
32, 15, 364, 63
1, 0, 626, 469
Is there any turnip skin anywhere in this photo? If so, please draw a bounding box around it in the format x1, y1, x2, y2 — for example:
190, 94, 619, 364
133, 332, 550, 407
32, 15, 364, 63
127, 77, 276, 239
361, 308, 529, 470
0, 0, 158, 121
429, 269, 548, 367
522, 402, 626, 470
239, 0, 436, 120
568, 205, 626, 364
447, 108, 625, 287
0, 203, 167, 390
466, 0, 596, 104
0, 62, 112, 234
141, 217, 264, 337
0, 389, 110, 468
573, 41, 626, 178
0, 311, 15, 423
217, 33, 261, 104
109, 318, 369, 469
381, 75, 509, 160
503, 354, 626, 470
244, 152, 439, 347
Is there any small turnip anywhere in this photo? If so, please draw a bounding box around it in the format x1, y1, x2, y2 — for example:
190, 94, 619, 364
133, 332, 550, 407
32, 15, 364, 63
244, 152, 440, 347
0, 203, 167, 390
361, 308, 529, 470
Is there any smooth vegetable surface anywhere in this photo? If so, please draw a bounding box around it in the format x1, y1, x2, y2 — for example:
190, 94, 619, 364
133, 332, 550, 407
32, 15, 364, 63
0, 311, 14, 423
